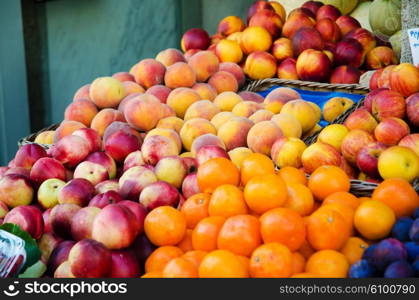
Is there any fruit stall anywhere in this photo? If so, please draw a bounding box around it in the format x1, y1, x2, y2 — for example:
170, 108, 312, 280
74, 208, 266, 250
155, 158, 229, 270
0, 0, 418, 279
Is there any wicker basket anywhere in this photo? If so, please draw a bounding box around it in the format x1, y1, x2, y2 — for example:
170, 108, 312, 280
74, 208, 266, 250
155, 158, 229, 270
18, 123, 59, 150
244, 78, 419, 196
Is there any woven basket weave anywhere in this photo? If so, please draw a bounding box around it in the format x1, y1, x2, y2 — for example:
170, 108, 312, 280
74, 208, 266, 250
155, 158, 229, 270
18, 123, 59, 150
244, 78, 419, 196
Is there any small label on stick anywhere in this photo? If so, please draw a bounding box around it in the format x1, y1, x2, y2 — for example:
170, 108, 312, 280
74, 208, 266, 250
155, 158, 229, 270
408, 28, 419, 67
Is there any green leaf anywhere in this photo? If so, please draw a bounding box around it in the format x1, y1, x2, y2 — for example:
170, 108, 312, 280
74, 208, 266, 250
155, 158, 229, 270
18, 260, 46, 278
0, 223, 41, 272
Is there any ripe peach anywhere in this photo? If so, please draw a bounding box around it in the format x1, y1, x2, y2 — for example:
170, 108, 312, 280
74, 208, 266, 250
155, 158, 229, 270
122, 81, 145, 95
73, 84, 91, 101
217, 16, 245, 36
371, 89, 406, 121
34, 130, 54, 145
282, 11, 316, 38
85, 152, 117, 179
323, 97, 354, 123
247, 120, 283, 156
73, 161, 109, 186
271, 113, 302, 138
344, 108, 378, 134
4, 205, 43, 239
155, 48, 186, 67
374, 117, 410, 145
301, 142, 342, 173
366, 46, 398, 70
330, 65, 361, 84
232, 101, 261, 118
54, 120, 86, 142
277, 58, 299, 80
281, 99, 320, 133
192, 83, 217, 101
315, 18, 341, 43
213, 91, 243, 112
341, 129, 375, 165
208, 71, 239, 93
264, 87, 301, 114
335, 38, 365, 68
296, 49, 331, 82
272, 38, 293, 61
390, 63, 419, 97
119, 166, 157, 200
156, 116, 184, 133
164, 62, 196, 89
211, 111, 236, 130
271, 137, 307, 168
184, 100, 220, 121
336, 15, 361, 36
89, 77, 126, 108
124, 94, 164, 131
14, 144, 47, 170
145, 85, 171, 103
248, 9, 283, 38
217, 117, 253, 151
64, 99, 98, 127
30, 157, 66, 186
345, 28, 376, 56
191, 134, 226, 156
249, 109, 274, 123
132, 59, 166, 89
240, 26, 272, 54
181, 28, 210, 52
316, 5, 341, 21
145, 128, 181, 152
188, 51, 219, 82
49, 135, 91, 168
154, 156, 188, 188
180, 118, 217, 151
112, 72, 135, 82
239, 91, 264, 104
90, 108, 124, 137
215, 41, 243, 65
292, 27, 324, 56
244, 51, 277, 80
166, 87, 201, 119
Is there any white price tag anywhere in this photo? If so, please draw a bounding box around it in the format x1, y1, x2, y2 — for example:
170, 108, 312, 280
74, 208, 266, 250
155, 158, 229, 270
408, 28, 419, 67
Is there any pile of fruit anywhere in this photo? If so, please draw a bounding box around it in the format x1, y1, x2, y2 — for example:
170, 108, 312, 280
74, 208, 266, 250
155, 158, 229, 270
0, 0, 418, 278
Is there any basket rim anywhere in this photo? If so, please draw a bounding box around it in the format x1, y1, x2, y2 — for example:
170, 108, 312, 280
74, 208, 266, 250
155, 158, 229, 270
18, 123, 59, 149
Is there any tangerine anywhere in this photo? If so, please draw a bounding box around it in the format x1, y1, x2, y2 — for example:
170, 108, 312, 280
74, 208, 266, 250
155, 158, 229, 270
283, 183, 314, 216
323, 191, 360, 210
240, 153, 275, 186
277, 166, 308, 186
177, 229, 193, 252
305, 250, 349, 278
180, 193, 211, 229
292, 252, 306, 275
162, 257, 198, 278
197, 157, 240, 193
208, 184, 248, 217
249, 243, 293, 278
192, 216, 226, 251
308, 165, 350, 200
199, 250, 249, 278
145, 246, 184, 273
340, 237, 369, 265
182, 250, 208, 269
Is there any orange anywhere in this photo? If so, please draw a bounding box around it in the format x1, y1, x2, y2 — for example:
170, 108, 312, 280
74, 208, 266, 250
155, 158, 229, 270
177, 229, 193, 252
192, 216, 226, 251
144, 206, 187, 246
182, 250, 208, 269
358, 197, 371, 204
306, 207, 351, 250
197, 157, 240, 193
283, 183, 314, 216
340, 237, 369, 265
291, 273, 319, 278
354, 200, 396, 240
305, 250, 349, 278
240, 153, 275, 186
217, 215, 262, 256
308, 165, 350, 200
237, 255, 250, 274
145, 246, 184, 273
292, 252, 306, 275
199, 250, 249, 278
249, 243, 293, 278
181, 193, 211, 228
277, 166, 308, 186
372, 178, 419, 217
244, 174, 288, 214
322, 203, 355, 229
162, 257, 198, 278
323, 191, 360, 210
299, 239, 315, 260
141, 272, 162, 278
260, 208, 306, 251
208, 184, 248, 217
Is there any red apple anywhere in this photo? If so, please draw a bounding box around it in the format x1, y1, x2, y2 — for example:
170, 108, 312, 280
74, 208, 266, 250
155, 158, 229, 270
92, 204, 139, 249
4, 205, 44, 239
182, 157, 198, 174
119, 166, 157, 200
49, 135, 91, 168
95, 179, 119, 194
139, 181, 180, 211
343, 108, 378, 134
406, 93, 419, 127
356, 142, 388, 178
43, 208, 52, 233
330, 65, 361, 84
50, 203, 81, 239
377, 65, 396, 89
47, 240, 75, 276
374, 117, 410, 145
181, 28, 210, 52
71, 206, 101, 241
104, 130, 141, 163
110, 249, 140, 278
341, 129, 375, 165
85, 152, 117, 179
118, 200, 147, 234
88, 190, 123, 209
30, 157, 66, 186
371, 89, 406, 121
399, 134, 419, 156
141, 135, 180, 165
316, 4, 341, 21
369, 68, 384, 90
37, 178, 66, 209
57, 178, 95, 207
13, 144, 47, 170
182, 173, 200, 199
72, 128, 101, 153
73, 161, 109, 186
123, 150, 145, 172
301, 142, 342, 174
0, 174, 34, 207
363, 88, 389, 113
335, 38, 364, 68
69, 239, 112, 278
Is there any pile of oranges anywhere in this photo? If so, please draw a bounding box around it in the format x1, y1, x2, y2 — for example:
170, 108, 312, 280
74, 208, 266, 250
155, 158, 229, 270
141, 154, 419, 278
